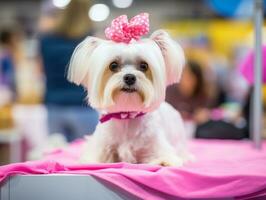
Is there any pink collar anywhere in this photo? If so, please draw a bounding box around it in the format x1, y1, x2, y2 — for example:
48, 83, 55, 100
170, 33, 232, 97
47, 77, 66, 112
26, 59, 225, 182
100, 112, 145, 123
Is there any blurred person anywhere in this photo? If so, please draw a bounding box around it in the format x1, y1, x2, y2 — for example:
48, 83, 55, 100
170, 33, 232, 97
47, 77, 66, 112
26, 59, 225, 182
166, 60, 214, 122
0, 27, 19, 129
166, 59, 248, 139
38, 0, 59, 34
0, 27, 21, 96
38, 0, 98, 142
193, 58, 250, 140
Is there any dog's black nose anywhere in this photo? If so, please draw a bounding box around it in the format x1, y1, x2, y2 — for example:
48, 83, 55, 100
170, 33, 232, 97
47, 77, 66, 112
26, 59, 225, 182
123, 74, 136, 86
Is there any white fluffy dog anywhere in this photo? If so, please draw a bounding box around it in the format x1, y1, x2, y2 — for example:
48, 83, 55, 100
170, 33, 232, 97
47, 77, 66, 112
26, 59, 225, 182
67, 29, 191, 166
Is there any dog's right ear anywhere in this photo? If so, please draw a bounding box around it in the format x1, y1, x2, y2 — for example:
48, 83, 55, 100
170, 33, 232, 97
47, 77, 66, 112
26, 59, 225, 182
67, 36, 103, 86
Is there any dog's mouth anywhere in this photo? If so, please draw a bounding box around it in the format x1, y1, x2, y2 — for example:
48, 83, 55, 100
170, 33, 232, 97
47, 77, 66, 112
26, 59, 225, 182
121, 87, 137, 93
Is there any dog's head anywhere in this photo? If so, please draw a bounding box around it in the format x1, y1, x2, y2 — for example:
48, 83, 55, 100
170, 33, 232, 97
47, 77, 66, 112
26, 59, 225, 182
67, 30, 185, 113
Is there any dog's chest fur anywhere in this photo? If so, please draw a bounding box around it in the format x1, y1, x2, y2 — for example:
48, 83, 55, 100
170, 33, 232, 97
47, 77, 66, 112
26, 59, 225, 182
101, 114, 159, 163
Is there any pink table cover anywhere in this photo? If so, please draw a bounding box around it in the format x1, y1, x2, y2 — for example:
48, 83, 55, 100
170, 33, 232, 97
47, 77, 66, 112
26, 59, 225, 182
1, 139, 266, 199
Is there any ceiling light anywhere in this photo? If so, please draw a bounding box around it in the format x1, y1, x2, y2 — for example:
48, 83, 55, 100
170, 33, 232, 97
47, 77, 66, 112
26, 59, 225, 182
112, 0, 133, 8
89, 4, 110, 22
53, 0, 71, 9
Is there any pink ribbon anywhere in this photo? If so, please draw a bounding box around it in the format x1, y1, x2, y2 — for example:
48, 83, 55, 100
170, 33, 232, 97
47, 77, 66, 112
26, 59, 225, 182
105, 13, 149, 43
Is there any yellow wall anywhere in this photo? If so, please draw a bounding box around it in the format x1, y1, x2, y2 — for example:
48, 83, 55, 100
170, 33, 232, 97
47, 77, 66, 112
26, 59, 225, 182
164, 20, 254, 56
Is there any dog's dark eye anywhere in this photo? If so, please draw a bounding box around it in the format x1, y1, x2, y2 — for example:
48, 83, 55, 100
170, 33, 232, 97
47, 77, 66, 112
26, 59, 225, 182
139, 62, 149, 72
109, 61, 119, 72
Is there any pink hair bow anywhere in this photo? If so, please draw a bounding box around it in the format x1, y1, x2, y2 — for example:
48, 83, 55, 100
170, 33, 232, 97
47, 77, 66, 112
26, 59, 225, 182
105, 13, 149, 43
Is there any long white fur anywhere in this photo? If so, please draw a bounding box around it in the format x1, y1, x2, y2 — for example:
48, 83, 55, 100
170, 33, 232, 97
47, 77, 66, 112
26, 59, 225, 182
67, 29, 192, 166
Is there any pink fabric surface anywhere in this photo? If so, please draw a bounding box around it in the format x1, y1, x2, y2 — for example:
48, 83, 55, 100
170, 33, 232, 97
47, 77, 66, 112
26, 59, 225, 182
1, 139, 266, 199
238, 45, 266, 84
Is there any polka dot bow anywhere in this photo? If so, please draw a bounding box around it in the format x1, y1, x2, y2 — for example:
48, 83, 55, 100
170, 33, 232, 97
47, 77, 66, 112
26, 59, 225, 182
105, 13, 149, 43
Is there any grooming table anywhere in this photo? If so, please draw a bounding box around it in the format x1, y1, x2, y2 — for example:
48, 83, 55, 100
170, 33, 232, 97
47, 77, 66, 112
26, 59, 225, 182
1, 139, 266, 200
0, 174, 135, 200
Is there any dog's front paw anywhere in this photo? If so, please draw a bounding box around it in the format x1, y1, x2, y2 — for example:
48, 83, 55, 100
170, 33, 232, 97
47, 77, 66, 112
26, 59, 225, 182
149, 155, 184, 167
79, 154, 92, 164
79, 151, 100, 164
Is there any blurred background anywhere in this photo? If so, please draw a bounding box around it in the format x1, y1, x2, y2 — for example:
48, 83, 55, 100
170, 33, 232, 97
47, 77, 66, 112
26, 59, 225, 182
0, 0, 265, 164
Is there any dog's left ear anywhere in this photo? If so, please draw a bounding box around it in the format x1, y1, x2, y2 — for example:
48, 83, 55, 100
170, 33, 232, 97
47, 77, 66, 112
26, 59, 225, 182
150, 30, 185, 85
